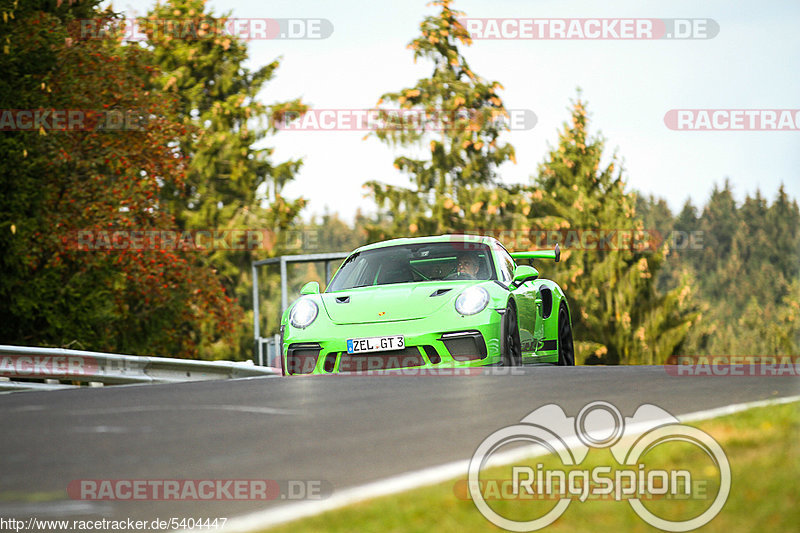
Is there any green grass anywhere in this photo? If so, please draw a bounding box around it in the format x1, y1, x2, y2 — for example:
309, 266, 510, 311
263, 401, 799, 533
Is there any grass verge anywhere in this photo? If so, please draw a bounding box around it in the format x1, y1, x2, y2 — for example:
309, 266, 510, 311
263, 401, 799, 533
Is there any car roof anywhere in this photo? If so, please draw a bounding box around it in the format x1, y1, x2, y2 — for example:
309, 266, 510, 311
353, 234, 501, 254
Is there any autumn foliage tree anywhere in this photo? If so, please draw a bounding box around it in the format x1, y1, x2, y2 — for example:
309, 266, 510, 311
0, 1, 240, 357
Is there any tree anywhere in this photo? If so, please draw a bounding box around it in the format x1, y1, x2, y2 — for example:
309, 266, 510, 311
766, 185, 800, 283
366, 0, 519, 239
682, 185, 800, 355
527, 97, 699, 364
142, 0, 309, 355
698, 181, 739, 279
0, 2, 240, 357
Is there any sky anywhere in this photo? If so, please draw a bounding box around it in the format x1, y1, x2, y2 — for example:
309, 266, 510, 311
116, 0, 800, 222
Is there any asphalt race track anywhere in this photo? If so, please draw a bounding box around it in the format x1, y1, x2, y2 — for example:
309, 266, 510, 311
1, 366, 798, 527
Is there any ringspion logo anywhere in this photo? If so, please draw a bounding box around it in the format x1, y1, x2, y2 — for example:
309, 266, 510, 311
468, 401, 730, 531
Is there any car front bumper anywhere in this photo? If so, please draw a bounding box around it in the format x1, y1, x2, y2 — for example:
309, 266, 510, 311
282, 308, 505, 375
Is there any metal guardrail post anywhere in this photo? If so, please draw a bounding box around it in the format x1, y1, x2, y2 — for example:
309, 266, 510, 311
280, 256, 288, 314
252, 262, 260, 360
273, 333, 280, 368
250, 251, 348, 364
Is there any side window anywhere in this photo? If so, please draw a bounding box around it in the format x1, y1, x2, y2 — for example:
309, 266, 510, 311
497, 248, 515, 284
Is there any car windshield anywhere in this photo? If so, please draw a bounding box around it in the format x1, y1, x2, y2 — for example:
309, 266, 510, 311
326, 242, 496, 292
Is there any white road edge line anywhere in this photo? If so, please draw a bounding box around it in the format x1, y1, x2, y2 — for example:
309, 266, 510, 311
219, 394, 800, 532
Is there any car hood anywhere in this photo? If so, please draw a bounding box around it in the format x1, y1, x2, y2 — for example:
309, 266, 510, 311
321, 281, 480, 325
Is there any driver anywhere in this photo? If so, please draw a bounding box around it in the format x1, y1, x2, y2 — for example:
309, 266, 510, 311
455, 253, 480, 279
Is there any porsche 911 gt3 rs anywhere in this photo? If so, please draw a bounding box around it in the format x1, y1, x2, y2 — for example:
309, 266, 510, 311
280, 234, 574, 375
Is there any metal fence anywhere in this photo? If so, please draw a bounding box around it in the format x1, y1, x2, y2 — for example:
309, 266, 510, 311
0, 345, 279, 392
251, 252, 348, 368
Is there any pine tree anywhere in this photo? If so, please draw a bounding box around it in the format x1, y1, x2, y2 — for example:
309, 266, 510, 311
674, 199, 701, 268
527, 97, 699, 364
675, 199, 700, 233
766, 185, 800, 283
699, 182, 739, 271
366, 0, 518, 239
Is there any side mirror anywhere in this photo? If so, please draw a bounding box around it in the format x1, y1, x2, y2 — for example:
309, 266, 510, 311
300, 281, 320, 295
512, 265, 539, 286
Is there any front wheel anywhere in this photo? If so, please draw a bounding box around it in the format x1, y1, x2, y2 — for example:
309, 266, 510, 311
557, 302, 575, 366
502, 302, 522, 366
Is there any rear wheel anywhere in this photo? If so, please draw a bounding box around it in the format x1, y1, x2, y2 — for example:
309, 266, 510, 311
557, 302, 575, 366
502, 302, 522, 366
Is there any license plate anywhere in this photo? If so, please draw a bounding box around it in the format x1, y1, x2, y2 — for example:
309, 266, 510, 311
347, 335, 405, 354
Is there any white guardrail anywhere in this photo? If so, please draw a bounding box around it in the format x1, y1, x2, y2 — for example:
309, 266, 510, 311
0, 345, 280, 392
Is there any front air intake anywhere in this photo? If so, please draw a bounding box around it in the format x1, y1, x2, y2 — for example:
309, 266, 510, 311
286, 343, 322, 375
440, 331, 487, 361
323, 352, 338, 373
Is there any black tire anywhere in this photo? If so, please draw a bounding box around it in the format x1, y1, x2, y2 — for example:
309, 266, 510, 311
557, 302, 575, 366
502, 301, 522, 366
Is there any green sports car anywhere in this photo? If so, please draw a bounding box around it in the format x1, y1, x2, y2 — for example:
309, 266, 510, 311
280, 234, 574, 375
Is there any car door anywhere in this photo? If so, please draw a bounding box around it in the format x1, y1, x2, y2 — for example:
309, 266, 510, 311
496, 247, 539, 356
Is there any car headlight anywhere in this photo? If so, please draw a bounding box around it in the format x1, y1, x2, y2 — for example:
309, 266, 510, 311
289, 298, 318, 329
455, 286, 490, 316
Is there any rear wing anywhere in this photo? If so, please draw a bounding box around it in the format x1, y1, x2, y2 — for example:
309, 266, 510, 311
509, 244, 561, 263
